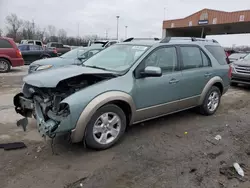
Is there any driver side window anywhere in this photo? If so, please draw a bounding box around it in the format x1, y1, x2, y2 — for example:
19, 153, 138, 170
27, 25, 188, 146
144, 46, 178, 73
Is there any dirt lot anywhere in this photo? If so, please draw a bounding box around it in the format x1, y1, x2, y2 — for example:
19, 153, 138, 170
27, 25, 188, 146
1, 66, 250, 188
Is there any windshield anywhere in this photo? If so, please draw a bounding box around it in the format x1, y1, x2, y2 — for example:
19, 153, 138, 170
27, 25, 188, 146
84, 44, 149, 72
60, 47, 86, 59
244, 53, 250, 60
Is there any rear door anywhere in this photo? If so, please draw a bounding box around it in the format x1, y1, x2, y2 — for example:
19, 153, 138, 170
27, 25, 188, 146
178, 45, 213, 107
29, 45, 43, 62
18, 45, 30, 63
0, 39, 15, 60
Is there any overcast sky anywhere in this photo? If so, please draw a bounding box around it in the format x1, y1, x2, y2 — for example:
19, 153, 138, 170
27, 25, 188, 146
0, 0, 249, 46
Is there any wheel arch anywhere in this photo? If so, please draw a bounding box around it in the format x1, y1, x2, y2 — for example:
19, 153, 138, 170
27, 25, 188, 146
198, 76, 223, 105
0, 57, 11, 66
71, 91, 136, 143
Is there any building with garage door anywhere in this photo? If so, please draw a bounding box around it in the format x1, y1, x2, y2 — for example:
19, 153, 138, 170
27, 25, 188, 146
162, 9, 250, 38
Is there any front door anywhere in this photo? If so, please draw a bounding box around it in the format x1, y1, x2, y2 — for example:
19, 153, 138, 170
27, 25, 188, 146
178, 45, 214, 108
132, 46, 183, 122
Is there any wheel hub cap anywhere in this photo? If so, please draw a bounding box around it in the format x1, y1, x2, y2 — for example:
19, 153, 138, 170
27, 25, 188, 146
207, 91, 219, 112
93, 112, 121, 145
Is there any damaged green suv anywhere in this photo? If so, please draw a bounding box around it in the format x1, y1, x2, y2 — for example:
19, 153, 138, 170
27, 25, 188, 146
14, 37, 231, 150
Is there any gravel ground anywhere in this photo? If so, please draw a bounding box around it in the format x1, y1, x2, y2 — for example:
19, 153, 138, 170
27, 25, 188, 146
1, 66, 250, 188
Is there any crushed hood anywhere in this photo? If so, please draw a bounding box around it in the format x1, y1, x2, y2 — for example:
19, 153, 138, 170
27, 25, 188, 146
23, 65, 116, 88
233, 59, 250, 67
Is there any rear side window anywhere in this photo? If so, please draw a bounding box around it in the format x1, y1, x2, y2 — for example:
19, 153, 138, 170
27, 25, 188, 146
0, 39, 13, 48
205, 45, 227, 65
180, 46, 203, 69
35, 41, 42, 46
57, 43, 63, 48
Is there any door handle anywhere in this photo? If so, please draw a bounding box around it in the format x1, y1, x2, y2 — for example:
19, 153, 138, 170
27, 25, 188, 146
204, 73, 212, 77
169, 79, 179, 84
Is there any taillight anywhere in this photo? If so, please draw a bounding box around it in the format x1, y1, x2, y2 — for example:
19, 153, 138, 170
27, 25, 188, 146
53, 48, 57, 54
16, 49, 22, 58
228, 65, 232, 78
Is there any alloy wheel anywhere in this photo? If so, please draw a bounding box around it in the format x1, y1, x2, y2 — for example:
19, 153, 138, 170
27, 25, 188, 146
92, 112, 121, 145
207, 91, 219, 112
0, 60, 9, 72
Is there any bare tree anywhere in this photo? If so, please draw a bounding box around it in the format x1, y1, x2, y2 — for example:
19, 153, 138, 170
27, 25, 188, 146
5, 13, 23, 40
57, 29, 67, 43
22, 20, 35, 39
0, 29, 2, 36
47, 25, 56, 37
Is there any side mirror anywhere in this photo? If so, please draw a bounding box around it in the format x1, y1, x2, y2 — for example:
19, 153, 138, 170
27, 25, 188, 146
141, 66, 162, 77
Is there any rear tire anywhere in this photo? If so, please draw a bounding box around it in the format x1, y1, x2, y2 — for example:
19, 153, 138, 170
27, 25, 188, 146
85, 104, 127, 150
0, 58, 11, 73
199, 86, 221, 116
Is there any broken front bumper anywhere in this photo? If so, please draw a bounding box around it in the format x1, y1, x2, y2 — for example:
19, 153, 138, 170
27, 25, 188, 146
14, 93, 71, 138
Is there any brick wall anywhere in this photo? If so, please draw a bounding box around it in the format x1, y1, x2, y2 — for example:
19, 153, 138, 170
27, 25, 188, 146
163, 9, 250, 29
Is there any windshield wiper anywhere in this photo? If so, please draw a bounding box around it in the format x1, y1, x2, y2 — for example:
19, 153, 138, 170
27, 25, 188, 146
84, 65, 108, 70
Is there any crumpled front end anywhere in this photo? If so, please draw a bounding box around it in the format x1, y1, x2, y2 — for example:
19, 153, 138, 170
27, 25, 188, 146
14, 84, 71, 138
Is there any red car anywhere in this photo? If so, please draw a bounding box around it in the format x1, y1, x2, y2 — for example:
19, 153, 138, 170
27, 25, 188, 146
0, 37, 24, 73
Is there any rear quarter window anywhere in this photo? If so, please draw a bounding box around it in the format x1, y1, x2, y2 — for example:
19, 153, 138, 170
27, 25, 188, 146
0, 39, 13, 48
205, 45, 227, 65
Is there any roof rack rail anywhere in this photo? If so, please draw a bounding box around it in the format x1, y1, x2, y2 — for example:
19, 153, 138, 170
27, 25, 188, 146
160, 37, 218, 43
123, 37, 160, 42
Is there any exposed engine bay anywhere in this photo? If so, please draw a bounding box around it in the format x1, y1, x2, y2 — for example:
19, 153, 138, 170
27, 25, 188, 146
14, 73, 116, 137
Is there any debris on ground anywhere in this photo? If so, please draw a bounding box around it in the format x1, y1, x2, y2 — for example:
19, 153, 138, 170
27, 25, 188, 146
64, 177, 88, 188
214, 135, 222, 141
233, 163, 244, 177
189, 168, 197, 173
36, 146, 42, 153
220, 164, 247, 181
0, 142, 26, 150
207, 151, 224, 159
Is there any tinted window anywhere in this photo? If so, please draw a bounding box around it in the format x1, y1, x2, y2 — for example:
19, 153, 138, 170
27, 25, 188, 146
35, 41, 42, 46
144, 47, 178, 72
28, 41, 34, 44
180, 46, 202, 70
201, 51, 211, 67
18, 45, 29, 51
57, 43, 63, 48
205, 45, 227, 65
0, 39, 13, 48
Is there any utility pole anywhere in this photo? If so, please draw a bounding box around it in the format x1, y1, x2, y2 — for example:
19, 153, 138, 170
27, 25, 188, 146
164, 7, 166, 20
125, 26, 128, 39
32, 19, 35, 39
105, 29, 108, 39
116, 16, 120, 40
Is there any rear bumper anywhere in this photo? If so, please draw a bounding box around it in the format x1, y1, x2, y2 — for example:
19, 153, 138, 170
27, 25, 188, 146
11, 58, 25, 67
231, 73, 250, 85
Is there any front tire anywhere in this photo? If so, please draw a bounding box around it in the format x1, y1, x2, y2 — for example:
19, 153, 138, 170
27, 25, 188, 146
85, 104, 127, 150
199, 86, 221, 116
0, 58, 11, 73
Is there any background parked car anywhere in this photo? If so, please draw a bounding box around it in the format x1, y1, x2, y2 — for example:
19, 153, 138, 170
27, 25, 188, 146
228, 52, 248, 63
0, 37, 24, 73
230, 53, 250, 86
46, 42, 71, 55
18, 44, 58, 65
89, 40, 118, 48
28, 46, 103, 73
20, 40, 44, 47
